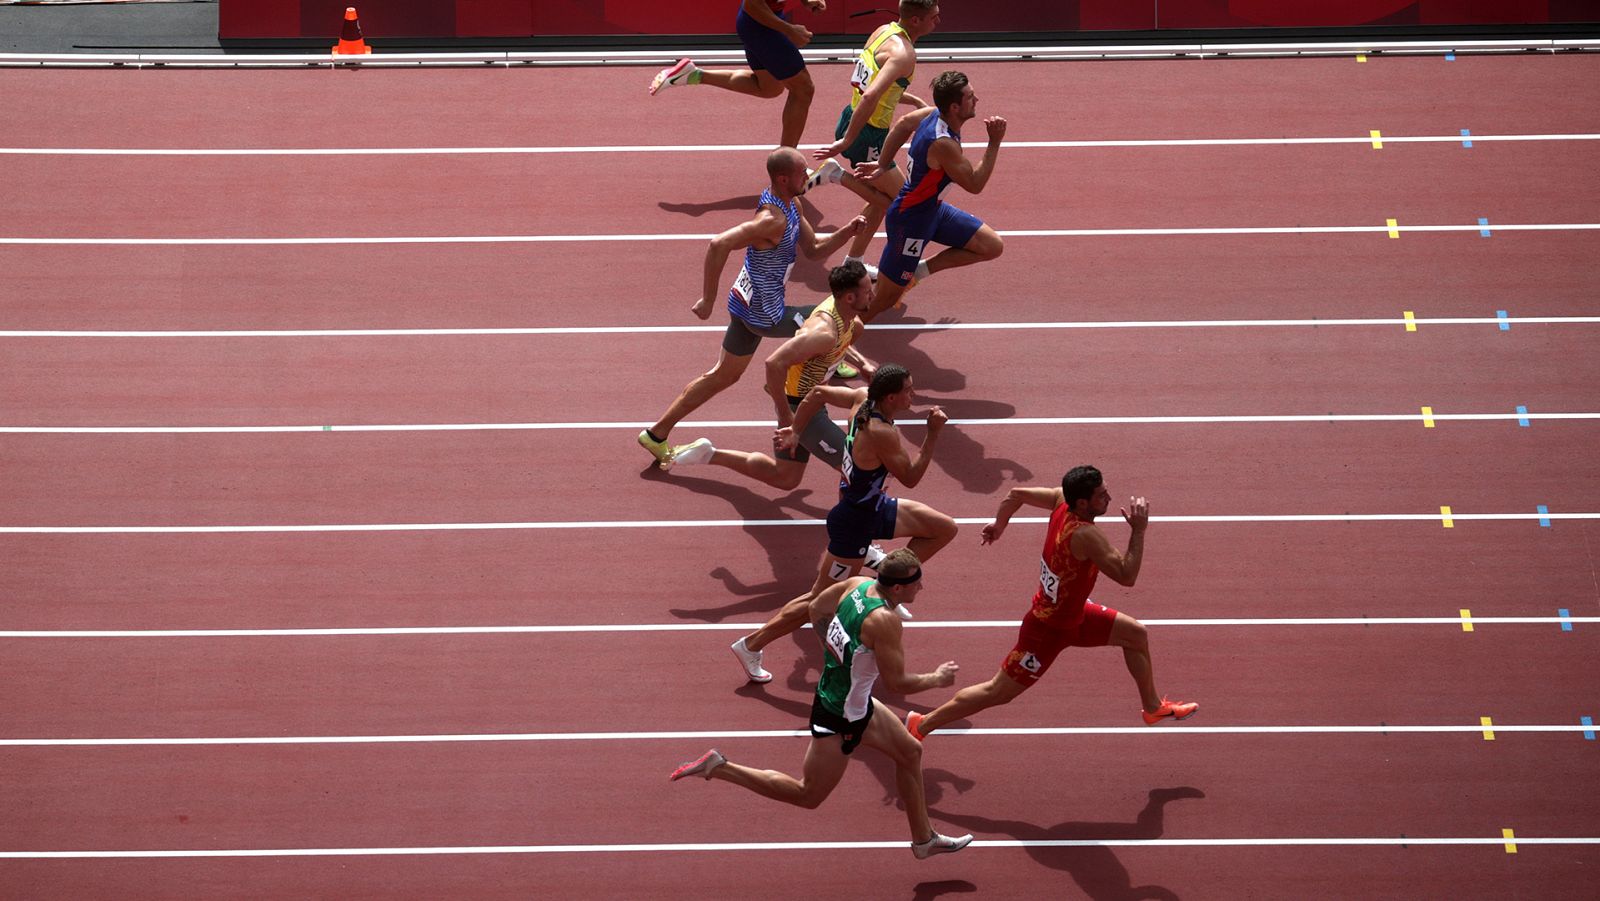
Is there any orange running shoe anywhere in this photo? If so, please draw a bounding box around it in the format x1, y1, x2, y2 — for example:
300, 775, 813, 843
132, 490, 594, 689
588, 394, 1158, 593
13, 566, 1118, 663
906, 711, 928, 741
1142, 697, 1198, 725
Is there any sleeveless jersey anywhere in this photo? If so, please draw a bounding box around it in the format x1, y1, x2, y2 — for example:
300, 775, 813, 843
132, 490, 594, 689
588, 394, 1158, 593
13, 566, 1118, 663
894, 110, 959, 213
727, 187, 799, 329
816, 580, 887, 719
849, 23, 912, 129
783, 297, 861, 401
838, 406, 891, 508
1031, 503, 1101, 628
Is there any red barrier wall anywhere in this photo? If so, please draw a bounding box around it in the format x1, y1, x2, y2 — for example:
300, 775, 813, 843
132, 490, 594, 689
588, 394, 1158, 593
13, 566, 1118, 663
219, 0, 1594, 41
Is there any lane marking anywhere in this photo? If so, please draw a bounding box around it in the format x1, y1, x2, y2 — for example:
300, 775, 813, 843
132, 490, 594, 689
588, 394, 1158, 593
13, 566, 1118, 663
1370, 129, 1383, 149
1496, 308, 1508, 327
1558, 608, 1573, 631
1481, 218, 1493, 238
7, 411, 1600, 434
7, 315, 1600, 339
1481, 716, 1495, 740
1387, 218, 1401, 239
5, 616, 1597, 639
1460, 609, 1474, 632
1517, 406, 1532, 427
1584, 716, 1595, 740
1403, 310, 1417, 331
1441, 506, 1454, 528
3, 724, 1596, 747
1539, 505, 1552, 527
6, 222, 1600, 246
1356, 54, 1368, 62
3, 835, 1599, 859
5, 511, 1597, 535
1421, 405, 1435, 428
4, 132, 1598, 156
1503, 828, 1517, 853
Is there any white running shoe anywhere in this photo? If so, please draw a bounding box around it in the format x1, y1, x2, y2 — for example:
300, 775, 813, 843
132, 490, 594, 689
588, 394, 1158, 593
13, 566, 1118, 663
670, 437, 716, 467
805, 158, 845, 191
862, 261, 880, 280
650, 58, 699, 95
730, 636, 772, 683
669, 748, 726, 781
894, 604, 914, 621
912, 832, 974, 859
863, 543, 887, 571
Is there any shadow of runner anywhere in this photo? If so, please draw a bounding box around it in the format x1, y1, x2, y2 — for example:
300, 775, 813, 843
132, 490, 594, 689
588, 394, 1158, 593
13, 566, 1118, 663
930, 787, 1205, 901
643, 465, 830, 622
911, 881, 978, 901
658, 194, 761, 218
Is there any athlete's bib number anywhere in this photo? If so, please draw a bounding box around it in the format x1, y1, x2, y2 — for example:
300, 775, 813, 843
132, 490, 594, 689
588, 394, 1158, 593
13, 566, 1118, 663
1038, 557, 1060, 604
850, 58, 873, 92
732, 266, 754, 306
824, 616, 851, 663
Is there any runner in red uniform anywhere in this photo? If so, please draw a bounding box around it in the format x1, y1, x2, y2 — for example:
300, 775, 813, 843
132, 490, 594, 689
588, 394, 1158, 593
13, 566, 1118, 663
905, 465, 1198, 738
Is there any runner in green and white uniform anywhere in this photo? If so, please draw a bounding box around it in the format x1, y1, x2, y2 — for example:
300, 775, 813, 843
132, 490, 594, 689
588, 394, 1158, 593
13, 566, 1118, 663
668, 550, 973, 859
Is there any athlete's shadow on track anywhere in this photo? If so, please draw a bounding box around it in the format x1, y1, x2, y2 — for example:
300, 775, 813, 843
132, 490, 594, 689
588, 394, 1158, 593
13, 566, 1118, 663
657, 194, 761, 218
645, 465, 831, 622
930, 787, 1206, 901
910, 880, 979, 900
859, 313, 1033, 496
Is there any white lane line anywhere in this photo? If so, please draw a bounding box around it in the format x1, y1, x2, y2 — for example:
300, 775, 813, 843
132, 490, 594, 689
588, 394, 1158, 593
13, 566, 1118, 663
3, 133, 1598, 156
6, 412, 1599, 435
2, 724, 1593, 747
6, 316, 1600, 338
2, 512, 1594, 535
4, 222, 1599, 246
3, 617, 1592, 638
4, 836, 1597, 858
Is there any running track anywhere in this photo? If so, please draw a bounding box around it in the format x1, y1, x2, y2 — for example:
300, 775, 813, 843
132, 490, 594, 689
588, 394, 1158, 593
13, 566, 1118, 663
2, 53, 1597, 898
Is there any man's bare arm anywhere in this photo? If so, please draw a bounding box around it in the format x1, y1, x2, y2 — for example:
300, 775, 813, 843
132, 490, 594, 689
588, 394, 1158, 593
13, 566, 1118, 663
981, 486, 1065, 544
873, 406, 946, 489
928, 115, 1006, 194
1075, 497, 1149, 587
695, 210, 786, 319
863, 610, 957, 694
763, 323, 836, 427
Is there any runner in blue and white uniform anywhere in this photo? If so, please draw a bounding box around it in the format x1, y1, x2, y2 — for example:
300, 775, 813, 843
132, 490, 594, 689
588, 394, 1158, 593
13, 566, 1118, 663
855, 70, 1008, 321
727, 363, 960, 683
640, 147, 866, 467
670, 549, 973, 860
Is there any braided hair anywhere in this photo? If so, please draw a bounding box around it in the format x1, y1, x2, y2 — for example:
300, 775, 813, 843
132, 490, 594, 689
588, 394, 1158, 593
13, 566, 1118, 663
855, 363, 911, 433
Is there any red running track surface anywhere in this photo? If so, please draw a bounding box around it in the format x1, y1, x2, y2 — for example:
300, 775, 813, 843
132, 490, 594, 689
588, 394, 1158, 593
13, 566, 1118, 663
2, 52, 1597, 898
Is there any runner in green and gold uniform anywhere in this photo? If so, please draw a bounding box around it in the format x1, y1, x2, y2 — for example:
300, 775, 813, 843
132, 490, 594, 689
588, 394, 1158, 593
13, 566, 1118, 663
807, 1, 942, 269
668, 550, 973, 859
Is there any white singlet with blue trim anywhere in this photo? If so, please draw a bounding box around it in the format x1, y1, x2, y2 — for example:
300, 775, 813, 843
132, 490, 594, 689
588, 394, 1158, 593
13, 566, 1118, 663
726, 187, 799, 329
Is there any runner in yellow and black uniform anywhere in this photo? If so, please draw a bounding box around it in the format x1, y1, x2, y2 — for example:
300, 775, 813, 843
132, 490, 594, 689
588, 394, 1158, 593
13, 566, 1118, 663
662, 261, 873, 490
807, 1, 942, 271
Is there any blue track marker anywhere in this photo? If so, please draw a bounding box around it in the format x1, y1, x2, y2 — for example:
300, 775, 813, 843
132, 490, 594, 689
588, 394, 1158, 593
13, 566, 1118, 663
1559, 608, 1573, 631
1482, 219, 1494, 238
1539, 505, 1552, 527
1461, 129, 1473, 147
1584, 716, 1595, 740
1497, 309, 1509, 328
1517, 405, 1531, 427
1446, 52, 1456, 61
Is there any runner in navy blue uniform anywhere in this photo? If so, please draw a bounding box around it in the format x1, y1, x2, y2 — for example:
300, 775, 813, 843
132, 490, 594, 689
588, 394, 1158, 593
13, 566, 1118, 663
855, 70, 1007, 321
728, 364, 959, 683
640, 147, 865, 466
649, 1, 826, 148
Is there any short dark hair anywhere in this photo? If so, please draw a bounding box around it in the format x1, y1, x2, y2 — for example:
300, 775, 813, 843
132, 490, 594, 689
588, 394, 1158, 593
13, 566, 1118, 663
1062, 466, 1103, 506
931, 71, 968, 115
899, 0, 937, 17
829, 260, 869, 298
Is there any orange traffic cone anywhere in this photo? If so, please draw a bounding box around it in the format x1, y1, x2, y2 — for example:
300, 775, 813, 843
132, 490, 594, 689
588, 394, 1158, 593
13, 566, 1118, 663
332, 7, 371, 56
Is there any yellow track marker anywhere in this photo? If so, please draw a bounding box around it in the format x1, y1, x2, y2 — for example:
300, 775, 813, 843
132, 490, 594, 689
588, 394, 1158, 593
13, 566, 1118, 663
1460, 609, 1474, 631
1481, 716, 1495, 740
1421, 406, 1435, 428
1403, 310, 1417, 331
1503, 828, 1517, 853
1357, 54, 1368, 62
1441, 505, 1454, 528
1370, 129, 1384, 149
1387, 218, 1400, 239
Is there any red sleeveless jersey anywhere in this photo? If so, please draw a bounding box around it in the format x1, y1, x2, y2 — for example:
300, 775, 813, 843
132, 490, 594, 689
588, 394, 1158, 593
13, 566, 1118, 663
1031, 503, 1099, 627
